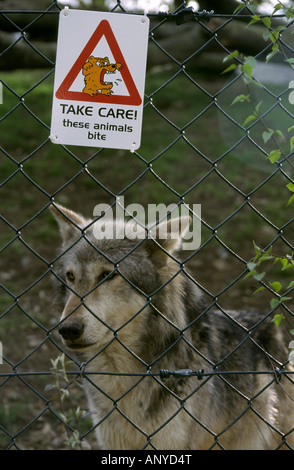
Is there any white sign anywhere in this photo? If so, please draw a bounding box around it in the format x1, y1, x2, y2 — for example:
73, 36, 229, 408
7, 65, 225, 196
50, 9, 149, 151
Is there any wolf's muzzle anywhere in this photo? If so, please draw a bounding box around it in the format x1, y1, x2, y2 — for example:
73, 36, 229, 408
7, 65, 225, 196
58, 322, 84, 341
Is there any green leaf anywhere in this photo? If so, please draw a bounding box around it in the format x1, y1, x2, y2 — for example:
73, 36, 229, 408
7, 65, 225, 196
286, 58, 294, 70
272, 3, 283, 14
280, 258, 288, 268
286, 9, 294, 20
266, 49, 279, 63
262, 17, 271, 28
263, 30, 271, 41
287, 280, 294, 289
274, 129, 284, 140
262, 129, 274, 143
242, 57, 256, 78
58, 412, 69, 423
244, 270, 256, 280
245, 263, 266, 281
44, 383, 56, 392
267, 149, 281, 163
253, 241, 261, 257
233, 3, 245, 14
271, 281, 282, 292
51, 358, 58, 369
254, 101, 263, 113
253, 271, 266, 282
286, 182, 294, 192
272, 313, 284, 325
276, 25, 287, 33
243, 114, 257, 127
253, 286, 266, 296
231, 94, 250, 105
269, 31, 280, 44
247, 15, 260, 28
221, 63, 237, 74
247, 261, 257, 271
286, 194, 294, 206
278, 258, 293, 270
265, 245, 273, 254
223, 50, 239, 63
270, 298, 281, 309
280, 296, 292, 303
246, 56, 257, 68
258, 253, 273, 264
60, 388, 70, 402
242, 63, 253, 77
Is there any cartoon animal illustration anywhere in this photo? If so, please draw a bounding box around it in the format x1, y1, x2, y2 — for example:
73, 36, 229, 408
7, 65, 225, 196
50, 203, 294, 450
82, 55, 123, 97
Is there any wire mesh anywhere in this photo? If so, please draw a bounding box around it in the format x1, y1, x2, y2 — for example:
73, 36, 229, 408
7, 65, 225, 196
0, 0, 294, 450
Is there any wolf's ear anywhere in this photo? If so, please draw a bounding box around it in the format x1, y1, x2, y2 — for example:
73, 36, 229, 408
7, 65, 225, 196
147, 216, 191, 267
50, 203, 90, 244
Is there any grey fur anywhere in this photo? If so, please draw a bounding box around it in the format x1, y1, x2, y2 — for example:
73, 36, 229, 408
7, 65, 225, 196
51, 203, 294, 450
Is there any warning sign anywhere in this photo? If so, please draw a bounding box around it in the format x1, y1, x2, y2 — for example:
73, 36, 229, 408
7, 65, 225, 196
50, 9, 149, 150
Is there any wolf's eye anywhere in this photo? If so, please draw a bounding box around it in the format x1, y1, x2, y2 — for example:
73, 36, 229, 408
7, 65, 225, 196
101, 270, 117, 281
66, 271, 75, 282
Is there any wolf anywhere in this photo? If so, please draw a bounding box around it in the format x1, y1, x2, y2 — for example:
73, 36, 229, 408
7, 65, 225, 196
50, 203, 294, 450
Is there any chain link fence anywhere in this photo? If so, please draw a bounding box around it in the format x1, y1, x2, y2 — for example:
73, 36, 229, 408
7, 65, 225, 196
0, 0, 294, 450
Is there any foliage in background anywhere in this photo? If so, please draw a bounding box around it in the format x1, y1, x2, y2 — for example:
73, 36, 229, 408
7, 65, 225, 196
46, 354, 87, 449
223, 0, 294, 363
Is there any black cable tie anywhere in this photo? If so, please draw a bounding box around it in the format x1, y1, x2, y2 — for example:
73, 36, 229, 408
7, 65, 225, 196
197, 9, 214, 22
274, 366, 282, 383
79, 361, 86, 378
174, 7, 195, 25
156, 8, 214, 25
195, 368, 205, 380
160, 369, 170, 380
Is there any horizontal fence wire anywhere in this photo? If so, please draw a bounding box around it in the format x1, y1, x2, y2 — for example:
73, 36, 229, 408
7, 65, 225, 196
0, 0, 294, 451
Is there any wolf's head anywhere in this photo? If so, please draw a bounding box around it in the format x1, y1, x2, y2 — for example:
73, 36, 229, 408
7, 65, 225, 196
51, 203, 191, 358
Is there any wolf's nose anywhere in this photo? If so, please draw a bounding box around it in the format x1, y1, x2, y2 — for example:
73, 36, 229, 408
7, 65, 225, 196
59, 323, 84, 341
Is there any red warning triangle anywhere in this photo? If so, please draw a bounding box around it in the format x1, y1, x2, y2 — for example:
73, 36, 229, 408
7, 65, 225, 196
55, 19, 142, 105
